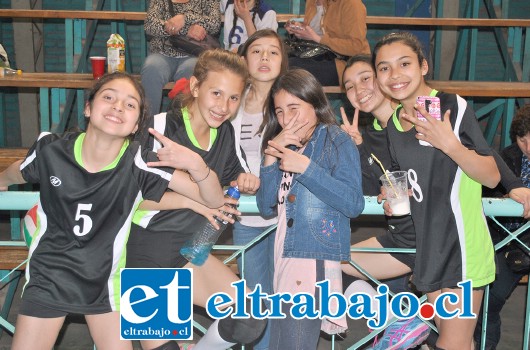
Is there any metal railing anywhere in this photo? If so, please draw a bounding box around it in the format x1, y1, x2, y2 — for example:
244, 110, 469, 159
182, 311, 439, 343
0, 192, 527, 349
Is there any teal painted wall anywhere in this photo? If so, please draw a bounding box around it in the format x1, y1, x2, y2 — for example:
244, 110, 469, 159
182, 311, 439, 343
0, 0, 528, 146
0, 0, 19, 146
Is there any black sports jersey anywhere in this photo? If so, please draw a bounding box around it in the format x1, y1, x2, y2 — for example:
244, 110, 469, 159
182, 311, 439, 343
20, 132, 172, 314
359, 118, 416, 266
359, 119, 391, 196
386, 92, 495, 292
130, 109, 244, 262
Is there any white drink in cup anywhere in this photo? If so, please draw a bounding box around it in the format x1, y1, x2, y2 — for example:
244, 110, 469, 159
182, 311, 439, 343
379, 171, 411, 216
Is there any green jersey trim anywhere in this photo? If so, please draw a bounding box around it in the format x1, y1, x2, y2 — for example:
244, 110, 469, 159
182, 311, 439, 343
182, 107, 217, 150
450, 94, 495, 288
73, 133, 129, 171
111, 192, 144, 310
373, 118, 383, 131
392, 105, 404, 132
131, 208, 160, 227
454, 171, 495, 288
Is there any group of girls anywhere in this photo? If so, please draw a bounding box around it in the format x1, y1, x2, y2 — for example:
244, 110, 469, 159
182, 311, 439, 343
340, 32, 529, 350
0, 28, 518, 350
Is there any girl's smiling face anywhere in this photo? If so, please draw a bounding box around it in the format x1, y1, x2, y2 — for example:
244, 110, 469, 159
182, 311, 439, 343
343, 61, 386, 114
374, 41, 429, 105
190, 69, 245, 128
84, 78, 141, 138
273, 89, 317, 142
245, 36, 283, 84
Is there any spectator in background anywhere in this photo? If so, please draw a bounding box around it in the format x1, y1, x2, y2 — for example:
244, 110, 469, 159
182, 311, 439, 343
285, 0, 370, 86
141, 0, 221, 115
220, 0, 278, 52
474, 104, 530, 350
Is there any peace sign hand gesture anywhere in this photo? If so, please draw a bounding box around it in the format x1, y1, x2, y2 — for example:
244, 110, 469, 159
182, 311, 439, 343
273, 112, 309, 147
147, 128, 204, 172
340, 107, 363, 145
263, 113, 308, 166
402, 106, 457, 154
264, 140, 310, 174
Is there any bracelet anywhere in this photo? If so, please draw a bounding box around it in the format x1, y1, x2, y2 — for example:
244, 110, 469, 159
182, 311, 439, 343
189, 166, 211, 183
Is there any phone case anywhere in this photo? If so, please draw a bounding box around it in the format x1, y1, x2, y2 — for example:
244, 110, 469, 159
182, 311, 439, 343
416, 96, 441, 147
416, 96, 441, 121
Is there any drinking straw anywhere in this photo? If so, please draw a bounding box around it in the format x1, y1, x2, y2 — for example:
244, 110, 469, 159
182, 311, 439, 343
371, 153, 398, 197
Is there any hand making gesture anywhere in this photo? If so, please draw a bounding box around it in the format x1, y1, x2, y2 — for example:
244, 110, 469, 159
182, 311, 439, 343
340, 107, 363, 145
402, 104, 457, 154
264, 140, 310, 174
263, 113, 308, 166
147, 128, 207, 174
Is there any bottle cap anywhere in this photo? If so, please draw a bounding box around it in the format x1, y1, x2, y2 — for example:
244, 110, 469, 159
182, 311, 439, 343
226, 186, 241, 199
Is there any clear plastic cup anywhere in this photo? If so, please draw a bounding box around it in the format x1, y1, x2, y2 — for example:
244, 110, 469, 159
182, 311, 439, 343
379, 171, 411, 216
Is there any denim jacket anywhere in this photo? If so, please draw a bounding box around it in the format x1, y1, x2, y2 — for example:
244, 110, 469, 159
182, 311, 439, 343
257, 123, 364, 261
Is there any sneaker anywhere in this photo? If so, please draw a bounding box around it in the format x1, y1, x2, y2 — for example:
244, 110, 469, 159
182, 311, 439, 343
371, 317, 430, 350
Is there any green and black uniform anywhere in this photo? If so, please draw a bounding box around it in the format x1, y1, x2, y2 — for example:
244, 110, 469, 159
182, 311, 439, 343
20, 132, 171, 314
386, 91, 496, 292
127, 107, 244, 268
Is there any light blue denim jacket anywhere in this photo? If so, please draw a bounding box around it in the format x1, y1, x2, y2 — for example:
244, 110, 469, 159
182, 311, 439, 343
257, 123, 364, 261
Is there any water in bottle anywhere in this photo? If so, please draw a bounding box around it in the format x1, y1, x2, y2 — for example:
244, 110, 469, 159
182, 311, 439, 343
180, 186, 240, 266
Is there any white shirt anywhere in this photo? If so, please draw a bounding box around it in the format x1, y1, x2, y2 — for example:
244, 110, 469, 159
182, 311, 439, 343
220, 0, 279, 50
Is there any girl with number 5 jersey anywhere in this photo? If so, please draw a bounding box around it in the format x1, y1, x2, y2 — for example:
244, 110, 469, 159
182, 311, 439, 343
0, 72, 224, 350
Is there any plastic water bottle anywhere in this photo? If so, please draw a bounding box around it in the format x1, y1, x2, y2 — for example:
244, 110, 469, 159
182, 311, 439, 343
180, 186, 240, 266
0, 67, 22, 77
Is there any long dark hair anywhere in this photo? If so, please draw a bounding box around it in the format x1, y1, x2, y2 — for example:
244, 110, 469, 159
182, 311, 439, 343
260, 69, 337, 153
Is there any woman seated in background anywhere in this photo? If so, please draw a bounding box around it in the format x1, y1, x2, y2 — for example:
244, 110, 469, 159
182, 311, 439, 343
285, 0, 370, 86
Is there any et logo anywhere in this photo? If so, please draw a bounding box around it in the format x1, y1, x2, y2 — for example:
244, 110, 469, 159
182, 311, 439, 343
120, 268, 193, 340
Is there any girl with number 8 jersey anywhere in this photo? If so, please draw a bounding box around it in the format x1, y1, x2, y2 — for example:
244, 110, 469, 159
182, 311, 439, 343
373, 32, 499, 350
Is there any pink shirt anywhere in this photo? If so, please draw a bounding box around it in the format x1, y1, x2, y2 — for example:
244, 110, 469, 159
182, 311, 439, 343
274, 150, 347, 334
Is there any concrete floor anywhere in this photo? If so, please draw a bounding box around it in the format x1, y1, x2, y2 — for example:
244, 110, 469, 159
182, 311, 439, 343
0, 216, 528, 350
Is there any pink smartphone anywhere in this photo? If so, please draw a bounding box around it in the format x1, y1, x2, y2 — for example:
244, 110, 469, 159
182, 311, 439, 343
416, 96, 441, 121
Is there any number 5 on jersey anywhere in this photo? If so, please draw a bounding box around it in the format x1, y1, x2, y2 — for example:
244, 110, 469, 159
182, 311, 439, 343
74, 203, 93, 236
